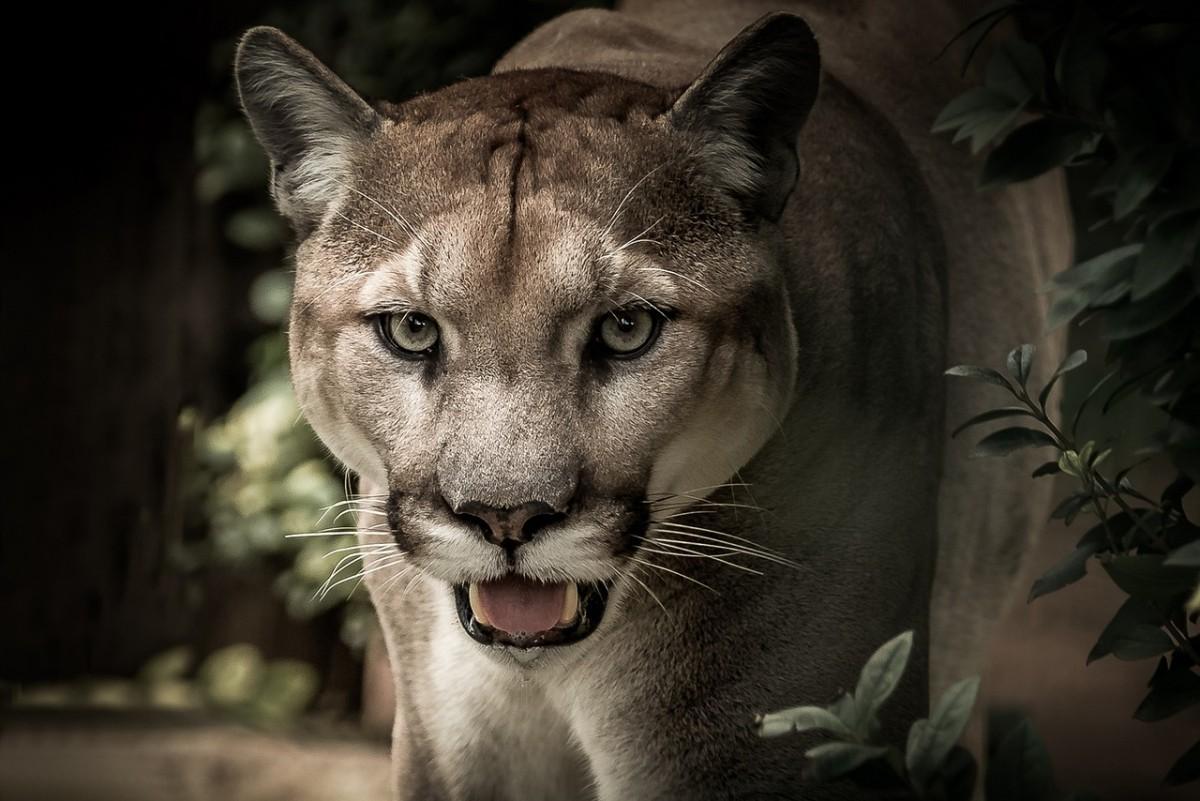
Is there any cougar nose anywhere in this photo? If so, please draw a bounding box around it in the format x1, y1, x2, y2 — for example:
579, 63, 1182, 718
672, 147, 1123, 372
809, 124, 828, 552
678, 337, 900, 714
451, 500, 564, 551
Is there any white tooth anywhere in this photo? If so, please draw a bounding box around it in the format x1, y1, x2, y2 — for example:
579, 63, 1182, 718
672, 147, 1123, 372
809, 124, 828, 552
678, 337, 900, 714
558, 583, 579, 627
468, 584, 490, 627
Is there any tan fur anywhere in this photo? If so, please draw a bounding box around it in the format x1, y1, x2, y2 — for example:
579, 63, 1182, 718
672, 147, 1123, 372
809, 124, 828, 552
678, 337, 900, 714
236, 2, 1070, 798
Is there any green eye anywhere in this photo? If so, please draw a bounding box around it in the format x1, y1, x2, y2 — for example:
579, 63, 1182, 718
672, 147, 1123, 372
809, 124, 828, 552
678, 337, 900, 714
378, 312, 440, 357
595, 308, 660, 359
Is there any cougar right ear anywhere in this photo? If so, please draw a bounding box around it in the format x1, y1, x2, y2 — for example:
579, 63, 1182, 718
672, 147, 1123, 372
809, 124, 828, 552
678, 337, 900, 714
668, 13, 821, 222
235, 26, 380, 234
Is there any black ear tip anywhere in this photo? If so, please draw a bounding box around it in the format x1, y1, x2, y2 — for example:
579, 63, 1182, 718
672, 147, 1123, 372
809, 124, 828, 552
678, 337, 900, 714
746, 12, 819, 56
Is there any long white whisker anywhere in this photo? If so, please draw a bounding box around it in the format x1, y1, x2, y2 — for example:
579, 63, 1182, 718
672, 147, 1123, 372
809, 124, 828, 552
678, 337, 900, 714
645, 533, 794, 569
329, 177, 431, 254
318, 555, 408, 601
627, 556, 717, 593
634, 541, 764, 575
637, 265, 715, 296
601, 164, 663, 239
652, 525, 796, 567
624, 567, 668, 614
320, 543, 396, 559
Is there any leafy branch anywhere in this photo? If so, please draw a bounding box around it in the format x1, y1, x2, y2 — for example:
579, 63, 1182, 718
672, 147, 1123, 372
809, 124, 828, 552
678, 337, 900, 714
948, 344, 1200, 787
757, 631, 1072, 800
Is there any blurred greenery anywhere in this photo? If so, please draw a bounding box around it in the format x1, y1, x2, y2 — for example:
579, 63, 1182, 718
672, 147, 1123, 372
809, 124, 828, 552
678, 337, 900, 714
15, 644, 320, 729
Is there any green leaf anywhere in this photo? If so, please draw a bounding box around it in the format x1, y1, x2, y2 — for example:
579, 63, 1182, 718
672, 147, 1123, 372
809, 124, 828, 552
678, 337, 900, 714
1049, 493, 1091, 524
1046, 245, 1141, 292
1164, 737, 1200, 786
1113, 148, 1174, 220
1165, 539, 1200, 567
971, 427, 1057, 458
960, 100, 1030, 154
981, 118, 1098, 189
986, 719, 1055, 801
803, 741, 890, 783
1038, 349, 1087, 407
906, 677, 981, 792
1028, 535, 1103, 602
945, 365, 1016, 393
1101, 275, 1196, 340
1133, 211, 1200, 300
1088, 597, 1165, 663
828, 693, 859, 731
1006, 344, 1035, 386
933, 86, 1016, 133
757, 704, 855, 739
1103, 554, 1199, 603
852, 630, 913, 733
1136, 657, 1200, 722
1110, 624, 1174, 661
1031, 461, 1061, 478
951, 407, 1036, 438
985, 39, 1044, 104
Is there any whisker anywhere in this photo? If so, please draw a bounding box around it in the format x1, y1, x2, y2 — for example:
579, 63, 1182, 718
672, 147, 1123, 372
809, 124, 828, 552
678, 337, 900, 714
285, 531, 393, 539
372, 562, 416, 596
623, 566, 668, 614
597, 217, 664, 261
645, 533, 793, 569
637, 265, 715, 296
646, 481, 752, 497
619, 290, 671, 320
627, 556, 717, 594
649, 497, 767, 514
651, 525, 796, 567
333, 210, 404, 249
634, 541, 764, 575
329, 177, 431, 254
321, 542, 397, 559
317, 555, 408, 601
601, 164, 664, 239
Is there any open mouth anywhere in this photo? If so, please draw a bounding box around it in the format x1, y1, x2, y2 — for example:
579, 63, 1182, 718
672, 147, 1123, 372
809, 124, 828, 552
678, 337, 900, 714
453, 575, 609, 649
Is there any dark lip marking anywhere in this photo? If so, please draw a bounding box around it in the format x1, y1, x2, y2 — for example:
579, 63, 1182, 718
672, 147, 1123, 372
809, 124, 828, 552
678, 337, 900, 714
386, 491, 418, 554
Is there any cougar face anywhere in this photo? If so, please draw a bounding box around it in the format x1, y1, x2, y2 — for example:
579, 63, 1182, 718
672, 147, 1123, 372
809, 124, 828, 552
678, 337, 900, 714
237, 19, 817, 652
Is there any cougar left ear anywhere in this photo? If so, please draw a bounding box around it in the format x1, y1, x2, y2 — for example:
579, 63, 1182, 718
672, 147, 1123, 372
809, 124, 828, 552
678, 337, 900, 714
235, 26, 380, 234
668, 13, 820, 222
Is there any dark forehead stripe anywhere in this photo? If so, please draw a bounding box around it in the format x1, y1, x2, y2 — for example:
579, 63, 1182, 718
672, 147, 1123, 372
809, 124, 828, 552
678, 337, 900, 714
381, 69, 675, 294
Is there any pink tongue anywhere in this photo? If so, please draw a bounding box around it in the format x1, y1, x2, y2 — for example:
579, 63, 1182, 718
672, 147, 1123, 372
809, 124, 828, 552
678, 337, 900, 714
475, 576, 567, 635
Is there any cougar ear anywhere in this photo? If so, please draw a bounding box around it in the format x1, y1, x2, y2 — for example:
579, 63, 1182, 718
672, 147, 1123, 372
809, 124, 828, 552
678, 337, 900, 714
235, 26, 380, 233
668, 13, 820, 222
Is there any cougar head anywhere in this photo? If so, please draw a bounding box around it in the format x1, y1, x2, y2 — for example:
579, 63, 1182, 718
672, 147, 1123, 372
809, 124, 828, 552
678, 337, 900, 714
235, 14, 819, 652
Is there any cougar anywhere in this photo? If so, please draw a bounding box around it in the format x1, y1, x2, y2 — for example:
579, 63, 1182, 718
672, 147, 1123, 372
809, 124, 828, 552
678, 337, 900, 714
235, 1, 1070, 797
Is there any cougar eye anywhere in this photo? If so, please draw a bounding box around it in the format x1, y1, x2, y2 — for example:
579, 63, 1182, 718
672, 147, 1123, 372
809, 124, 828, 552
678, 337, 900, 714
594, 307, 660, 359
377, 312, 440, 358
